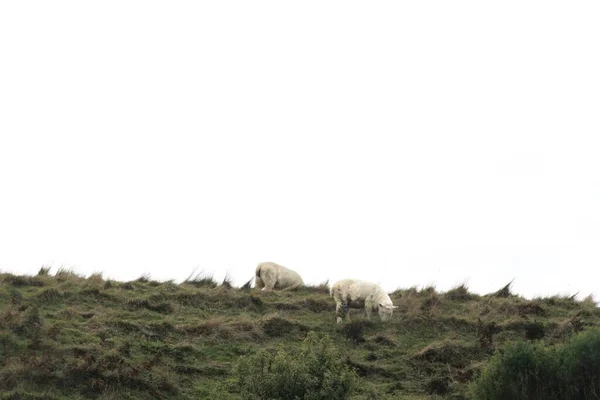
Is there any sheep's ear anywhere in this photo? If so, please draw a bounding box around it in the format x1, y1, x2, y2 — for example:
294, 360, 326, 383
392, 306, 399, 309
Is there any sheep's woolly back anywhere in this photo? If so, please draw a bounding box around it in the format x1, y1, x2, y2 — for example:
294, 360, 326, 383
331, 279, 393, 306
254, 262, 304, 291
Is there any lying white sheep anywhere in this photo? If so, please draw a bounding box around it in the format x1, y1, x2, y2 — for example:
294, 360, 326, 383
330, 279, 398, 324
254, 262, 304, 291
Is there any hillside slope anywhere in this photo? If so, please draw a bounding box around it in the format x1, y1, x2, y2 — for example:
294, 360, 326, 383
1, 270, 599, 399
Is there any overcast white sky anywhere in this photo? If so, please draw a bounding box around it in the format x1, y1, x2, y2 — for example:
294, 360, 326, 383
1, 1, 599, 300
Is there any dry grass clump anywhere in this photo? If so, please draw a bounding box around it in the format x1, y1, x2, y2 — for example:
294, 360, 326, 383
370, 333, 397, 347
420, 291, 441, 316
501, 318, 546, 341
273, 301, 302, 311
304, 280, 330, 294
340, 320, 375, 344
221, 273, 234, 289
240, 277, 253, 290
1, 274, 46, 287
391, 286, 441, 318
136, 273, 152, 283
537, 293, 580, 309
55, 268, 83, 282
182, 270, 218, 288
37, 288, 61, 303
120, 281, 135, 290
546, 315, 588, 343
126, 298, 175, 314
260, 313, 308, 337
87, 272, 104, 284
392, 285, 417, 297
227, 318, 264, 341
489, 280, 514, 298
478, 297, 548, 321
581, 294, 598, 307
392, 285, 437, 298
516, 300, 546, 316
178, 317, 262, 342
477, 318, 502, 350
444, 283, 477, 301
412, 340, 481, 368
303, 297, 333, 313
425, 376, 452, 396
0, 307, 23, 332
177, 285, 265, 311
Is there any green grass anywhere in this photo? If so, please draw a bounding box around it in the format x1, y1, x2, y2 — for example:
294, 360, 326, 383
0, 271, 599, 399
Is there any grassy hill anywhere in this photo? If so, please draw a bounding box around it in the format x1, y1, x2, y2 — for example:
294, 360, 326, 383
1, 268, 599, 399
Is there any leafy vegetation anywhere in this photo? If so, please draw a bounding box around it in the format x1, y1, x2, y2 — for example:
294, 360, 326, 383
233, 331, 355, 399
0, 270, 599, 399
472, 329, 600, 400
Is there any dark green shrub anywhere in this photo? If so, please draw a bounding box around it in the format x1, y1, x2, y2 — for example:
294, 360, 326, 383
561, 329, 600, 399
233, 331, 355, 399
471, 329, 600, 400
471, 341, 562, 399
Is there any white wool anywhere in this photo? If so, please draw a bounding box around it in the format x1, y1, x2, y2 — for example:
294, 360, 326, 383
331, 279, 398, 324
254, 262, 304, 291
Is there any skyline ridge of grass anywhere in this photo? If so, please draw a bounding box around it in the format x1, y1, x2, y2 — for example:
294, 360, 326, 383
6, 265, 594, 304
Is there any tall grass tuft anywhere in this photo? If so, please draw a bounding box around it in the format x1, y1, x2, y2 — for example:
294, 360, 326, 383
88, 272, 104, 283
491, 280, 514, 298
222, 273, 234, 289
183, 269, 217, 288
137, 273, 151, 283
309, 280, 330, 294
444, 283, 475, 301
240, 277, 253, 291
55, 267, 81, 282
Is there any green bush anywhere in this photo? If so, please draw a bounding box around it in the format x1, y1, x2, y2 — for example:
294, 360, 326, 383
471, 329, 600, 400
562, 329, 600, 399
470, 341, 562, 399
233, 331, 355, 400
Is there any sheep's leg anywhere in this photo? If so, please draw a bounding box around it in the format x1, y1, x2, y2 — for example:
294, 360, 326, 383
281, 281, 302, 291
336, 301, 345, 324
254, 277, 264, 290
364, 299, 373, 320
261, 270, 276, 291
263, 282, 275, 291
342, 294, 351, 322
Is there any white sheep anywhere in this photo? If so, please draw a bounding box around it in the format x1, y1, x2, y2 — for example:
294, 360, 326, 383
254, 262, 304, 291
330, 279, 398, 324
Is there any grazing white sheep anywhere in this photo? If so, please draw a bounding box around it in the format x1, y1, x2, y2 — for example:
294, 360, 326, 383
330, 279, 398, 324
254, 262, 304, 291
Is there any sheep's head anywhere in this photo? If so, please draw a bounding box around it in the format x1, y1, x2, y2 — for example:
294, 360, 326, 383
378, 303, 398, 321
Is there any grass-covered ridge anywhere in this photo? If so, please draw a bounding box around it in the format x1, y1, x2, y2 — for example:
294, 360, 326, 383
1, 269, 599, 399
